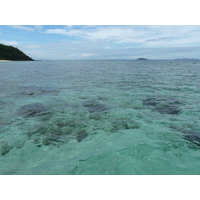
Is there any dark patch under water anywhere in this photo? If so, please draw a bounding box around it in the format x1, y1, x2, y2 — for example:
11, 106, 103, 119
82, 100, 108, 113
0, 141, 13, 156
183, 130, 200, 146
111, 118, 140, 131
24, 114, 140, 149
16, 86, 59, 96
170, 125, 200, 147
143, 97, 200, 147
23, 115, 93, 148
143, 97, 184, 114
17, 103, 49, 117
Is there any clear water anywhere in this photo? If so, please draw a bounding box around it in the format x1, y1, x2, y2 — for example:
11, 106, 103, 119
1, 60, 200, 175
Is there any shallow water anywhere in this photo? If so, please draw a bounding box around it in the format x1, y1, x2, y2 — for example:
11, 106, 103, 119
1, 60, 200, 175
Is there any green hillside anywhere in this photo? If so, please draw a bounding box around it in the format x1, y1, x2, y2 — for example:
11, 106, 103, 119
0, 43, 34, 61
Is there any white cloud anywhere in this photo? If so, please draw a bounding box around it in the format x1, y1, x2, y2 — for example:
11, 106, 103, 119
44, 26, 145, 43
45, 29, 66, 34
0, 40, 18, 46
13, 25, 200, 60
80, 53, 94, 57
43, 25, 200, 47
9, 25, 35, 32
44, 28, 87, 39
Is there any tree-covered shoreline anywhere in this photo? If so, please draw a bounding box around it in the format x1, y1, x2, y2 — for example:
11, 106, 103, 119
0, 43, 34, 61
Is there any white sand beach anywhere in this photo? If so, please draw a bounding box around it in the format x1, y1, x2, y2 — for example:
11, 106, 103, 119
0, 60, 12, 62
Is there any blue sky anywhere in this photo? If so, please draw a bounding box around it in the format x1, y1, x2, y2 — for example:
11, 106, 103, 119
1, 25, 200, 60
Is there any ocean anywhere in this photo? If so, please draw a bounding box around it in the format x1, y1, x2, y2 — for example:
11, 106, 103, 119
1, 60, 200, 175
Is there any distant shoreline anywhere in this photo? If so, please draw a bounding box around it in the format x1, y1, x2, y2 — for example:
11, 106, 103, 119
0, 59, 34, 62
0, 60, 12, 62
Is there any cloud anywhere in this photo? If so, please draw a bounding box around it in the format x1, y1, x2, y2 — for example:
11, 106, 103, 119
45, 29, 67, 34
0, 40, 18, 46
80, 53, 94, 57
12, 25, 200, 60
146, 37, 177, 42
44, 28, 83, 35
43, 25, 200, 48
43, 26, 149, 45
44, 28, 89, 39
9, 25, 43, 32
9, 25, 35, 32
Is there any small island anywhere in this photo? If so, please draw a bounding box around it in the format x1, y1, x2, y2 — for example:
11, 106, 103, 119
0, 43, 34, 61
136, 58, 148, 61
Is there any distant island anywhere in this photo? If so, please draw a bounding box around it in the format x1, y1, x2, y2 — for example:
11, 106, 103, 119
136, 58, 148, 60
0, 43, 34, 61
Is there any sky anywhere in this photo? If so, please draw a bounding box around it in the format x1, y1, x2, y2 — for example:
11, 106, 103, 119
1, 25, 200, 60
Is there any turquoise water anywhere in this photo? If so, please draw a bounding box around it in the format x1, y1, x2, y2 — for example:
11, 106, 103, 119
1, 60, 200, 175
